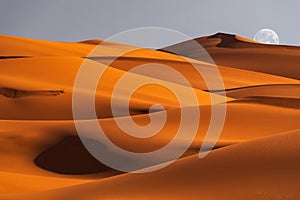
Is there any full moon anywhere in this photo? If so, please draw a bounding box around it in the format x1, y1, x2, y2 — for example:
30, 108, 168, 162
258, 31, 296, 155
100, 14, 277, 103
254, 29, 279, 44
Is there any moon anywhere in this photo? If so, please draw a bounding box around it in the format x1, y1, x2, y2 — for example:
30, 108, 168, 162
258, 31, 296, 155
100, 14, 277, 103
254, 29, 279, 44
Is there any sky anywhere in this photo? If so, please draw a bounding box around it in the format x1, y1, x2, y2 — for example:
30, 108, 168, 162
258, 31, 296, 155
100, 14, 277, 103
0, 0, 299, 46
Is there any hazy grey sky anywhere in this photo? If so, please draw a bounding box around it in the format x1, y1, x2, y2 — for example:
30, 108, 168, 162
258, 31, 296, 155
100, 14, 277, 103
0, 0, 299, 46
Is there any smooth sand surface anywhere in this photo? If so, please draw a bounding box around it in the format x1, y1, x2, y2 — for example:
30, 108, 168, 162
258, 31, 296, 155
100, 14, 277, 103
0, 34, 300, 199
5, 129, 300, 200
161, 32, 300, 79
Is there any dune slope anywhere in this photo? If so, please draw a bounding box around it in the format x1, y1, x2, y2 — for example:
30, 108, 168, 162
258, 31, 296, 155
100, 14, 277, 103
0, 34, 300, 199
161, 32, 300, 80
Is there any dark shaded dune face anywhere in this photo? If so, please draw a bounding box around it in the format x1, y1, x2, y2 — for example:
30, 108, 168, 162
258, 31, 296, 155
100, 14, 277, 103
33, 134, 230, 176
159, 33, 259, 59
207, 33, 252, 48
163, 32, 300, 52
0, 56, 30, 59
3, 34, 300, 198
89, 56, 211, 91
34, 136, 118, 175
78, 39, 102, 45
161, 32, 300, 80
206, 33, 278, 48
212, 84, 300, 99
0, 88, 64, 98
230, 96, 300, 109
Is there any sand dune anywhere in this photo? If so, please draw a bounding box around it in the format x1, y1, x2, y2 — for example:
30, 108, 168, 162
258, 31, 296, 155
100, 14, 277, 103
3, 129, 300, 200
161, 32, 300, 80
91, 56, 299, 90
0, 33, 300, 199
0, 56, 229, 120
216, 84, 300, 99
231, 96, 300, 109
0, 87, 64, 98
0, 172, 89, 194
0, 102, 299, 176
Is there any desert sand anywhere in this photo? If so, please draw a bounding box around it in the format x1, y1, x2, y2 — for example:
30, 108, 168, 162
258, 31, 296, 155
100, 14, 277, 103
0, 33, 299, 199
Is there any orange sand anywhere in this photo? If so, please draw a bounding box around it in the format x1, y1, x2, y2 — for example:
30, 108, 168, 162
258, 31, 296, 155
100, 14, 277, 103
0, 33, 300, 199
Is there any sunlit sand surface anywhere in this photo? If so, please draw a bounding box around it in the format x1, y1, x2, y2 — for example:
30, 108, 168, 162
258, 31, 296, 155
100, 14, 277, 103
0, 33, 300, 199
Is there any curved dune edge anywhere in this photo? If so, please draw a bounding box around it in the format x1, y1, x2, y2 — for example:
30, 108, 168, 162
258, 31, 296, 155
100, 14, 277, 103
2, 129, 300, 199
214, 84, 300, 99
90, 56, 300, 90
0, 172, 90, 194
161, 32, 300, 80
0, 101, 299, 179
0, 34, 208, 63
230, 96, 300, 109
1, 33, 300, 198
33, 135, 124, 175
0, 56, 232, 120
